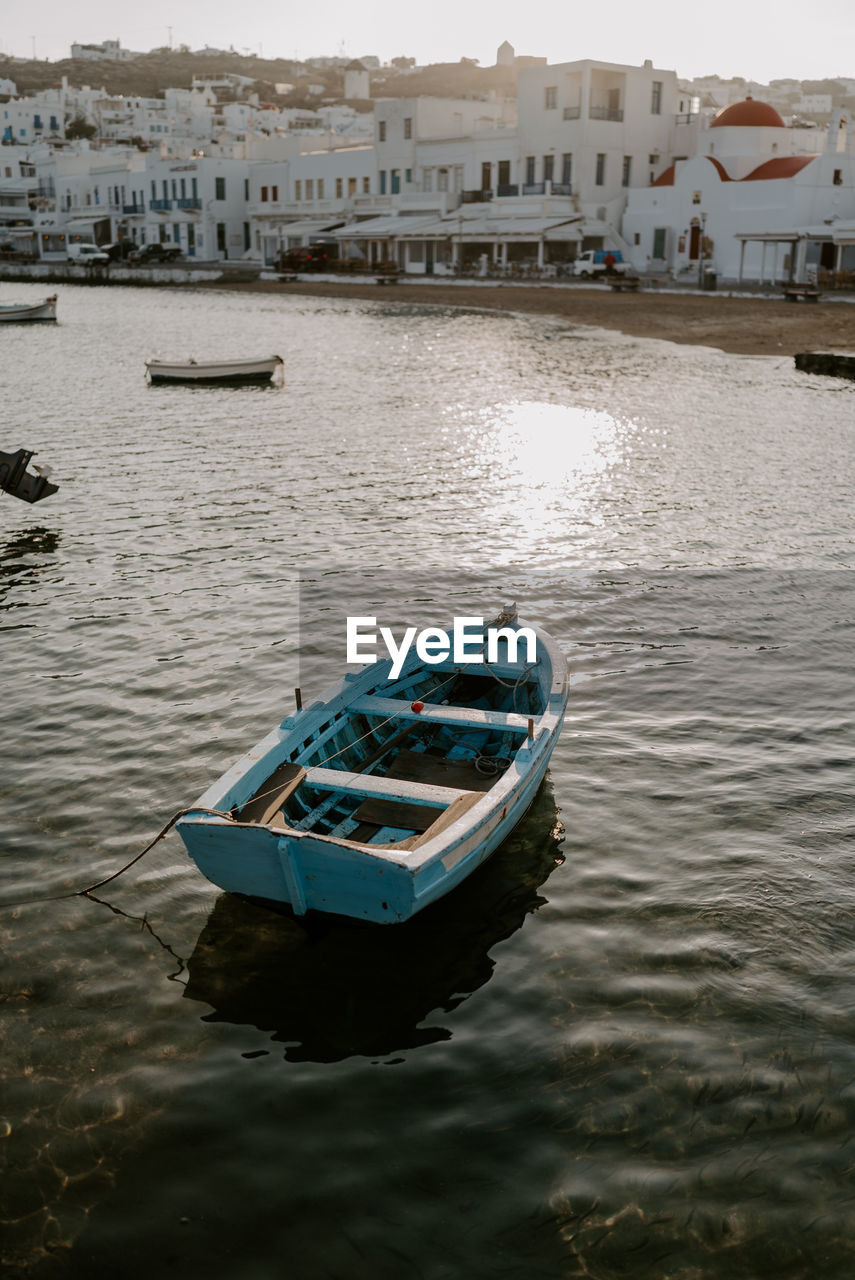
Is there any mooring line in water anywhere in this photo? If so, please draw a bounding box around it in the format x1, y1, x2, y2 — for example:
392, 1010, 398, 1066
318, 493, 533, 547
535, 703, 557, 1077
0, 806, 232, 910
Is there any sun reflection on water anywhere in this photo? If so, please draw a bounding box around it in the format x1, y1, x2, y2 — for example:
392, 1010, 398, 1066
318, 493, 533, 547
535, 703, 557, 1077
447, 400, 638, 556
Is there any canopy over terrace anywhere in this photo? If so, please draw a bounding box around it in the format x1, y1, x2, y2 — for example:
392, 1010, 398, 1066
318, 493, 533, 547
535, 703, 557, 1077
734, 223, 855, 283
336, 207, 587, 273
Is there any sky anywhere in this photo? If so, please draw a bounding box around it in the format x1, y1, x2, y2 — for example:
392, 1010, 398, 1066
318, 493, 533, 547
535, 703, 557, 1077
2, 0, 854, 85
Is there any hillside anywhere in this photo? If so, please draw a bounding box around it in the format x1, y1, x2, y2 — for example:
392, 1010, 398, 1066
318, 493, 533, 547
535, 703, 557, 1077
0, 51, 516, 105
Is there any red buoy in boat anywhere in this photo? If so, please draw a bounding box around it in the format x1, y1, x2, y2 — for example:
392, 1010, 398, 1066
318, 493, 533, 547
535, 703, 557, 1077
411, 700, 424, 713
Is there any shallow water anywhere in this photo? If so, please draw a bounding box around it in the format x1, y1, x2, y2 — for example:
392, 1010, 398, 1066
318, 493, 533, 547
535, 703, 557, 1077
2, 281, 854, 1278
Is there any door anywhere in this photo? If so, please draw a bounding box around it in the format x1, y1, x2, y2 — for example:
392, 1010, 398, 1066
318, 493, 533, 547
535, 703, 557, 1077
653, 227, 667, 259
425, 242, 434, 276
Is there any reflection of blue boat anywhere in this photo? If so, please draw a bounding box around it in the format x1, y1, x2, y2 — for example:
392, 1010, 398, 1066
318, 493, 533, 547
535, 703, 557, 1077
177, 609, 568, 924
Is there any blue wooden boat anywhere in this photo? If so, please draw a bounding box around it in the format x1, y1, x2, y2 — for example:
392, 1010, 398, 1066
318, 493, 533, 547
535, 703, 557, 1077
176, 609, 568, 924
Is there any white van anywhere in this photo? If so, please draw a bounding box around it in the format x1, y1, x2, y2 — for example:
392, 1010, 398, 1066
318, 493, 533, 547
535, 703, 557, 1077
67, 242, 109, 264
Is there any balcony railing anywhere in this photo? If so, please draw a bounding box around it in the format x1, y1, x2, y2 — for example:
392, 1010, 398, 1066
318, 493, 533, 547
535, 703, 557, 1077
522, 182, 545, 195
462, 188, 493, 203
175, 197, 202, 210
123, 203, 143, 214
589, 106, 624, 122
150, 199, 172, 211
563, 105, 581, 120
675, 112, 699, 125
550, 182, 573, 197
496, 184, 519, 197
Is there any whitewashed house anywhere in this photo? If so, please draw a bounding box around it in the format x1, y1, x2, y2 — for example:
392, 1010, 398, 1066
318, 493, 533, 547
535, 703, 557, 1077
621, 98, 855, 281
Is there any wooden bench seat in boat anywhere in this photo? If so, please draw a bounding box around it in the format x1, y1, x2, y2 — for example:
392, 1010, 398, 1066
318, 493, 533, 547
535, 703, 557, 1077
237, 761, 306, 824
350, 695, 531, 734
352, 747, 499, 833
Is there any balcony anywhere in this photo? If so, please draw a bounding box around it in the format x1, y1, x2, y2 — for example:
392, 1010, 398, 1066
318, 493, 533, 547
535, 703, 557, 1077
462, 189, 493, 203
589, 106, 624, 122
563, 106, 581, 120
123, 203, 143, 214
675, 112, 699, 126
175, 197, 202, 210
150, 199, 172, 211
496, 184, 519, 197
522, 183, 545, 195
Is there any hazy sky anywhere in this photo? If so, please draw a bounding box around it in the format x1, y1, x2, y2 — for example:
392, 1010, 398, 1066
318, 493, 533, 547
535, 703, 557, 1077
2, 0, 853, 84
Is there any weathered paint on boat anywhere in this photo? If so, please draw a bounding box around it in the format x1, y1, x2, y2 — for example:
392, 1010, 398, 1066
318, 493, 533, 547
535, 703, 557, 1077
0, 295, 57, 323
176, 615, 568, 924
145, 354, 283, 384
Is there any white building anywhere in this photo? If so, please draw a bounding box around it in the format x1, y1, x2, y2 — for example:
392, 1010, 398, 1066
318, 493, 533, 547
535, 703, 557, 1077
622, 99, 855, 280
70, 39, 135, 61
516, 58, 698, 225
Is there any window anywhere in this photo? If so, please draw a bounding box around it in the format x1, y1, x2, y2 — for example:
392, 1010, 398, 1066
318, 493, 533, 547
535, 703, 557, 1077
437, 168, 448, 192
404, 117, 412, 139
525, 155, 536, 184
561, 153, 572, 185
622, 156, 632, 187
833, 169, 843, 185
150, 180, 156, 198
191, 178, 198, 198
295, 180, 302, 200
336, 177, 343, 198
180, 179, 186, 198
244, 178, 249, 199
362, 176, 370, 193
318, 179, 324, 198
380, 170, 387, 194
498, 160, 511, 186
651, 81, 662, 115
162, 180, 168, 200
405, 168, 412, 185
272, 185, 278, 201
261, 186, 268, 202
171, 179, 177, 198
423, 168, 433, 192
306, 179, 313, 199
543, 155, 554, 182
545, 86, 557, 110
378, 121, 386, 141
595, 153, 606, 186
215, 176, 226, 199
348, 176, 357, 196
391, 169, 400, 194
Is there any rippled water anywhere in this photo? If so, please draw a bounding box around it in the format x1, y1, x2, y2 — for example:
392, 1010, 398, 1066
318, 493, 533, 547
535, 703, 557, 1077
2, 281, 854, 1278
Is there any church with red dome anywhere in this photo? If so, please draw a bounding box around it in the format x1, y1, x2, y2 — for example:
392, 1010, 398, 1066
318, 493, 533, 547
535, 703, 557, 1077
622, 96, 855, 283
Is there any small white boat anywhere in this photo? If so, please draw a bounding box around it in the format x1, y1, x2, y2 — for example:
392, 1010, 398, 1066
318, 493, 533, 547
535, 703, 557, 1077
0, 295, 57, 323
145, 355, 284, 385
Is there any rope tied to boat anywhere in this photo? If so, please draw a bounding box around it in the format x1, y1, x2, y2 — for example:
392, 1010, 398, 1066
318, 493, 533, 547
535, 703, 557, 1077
0, 807, 232, 910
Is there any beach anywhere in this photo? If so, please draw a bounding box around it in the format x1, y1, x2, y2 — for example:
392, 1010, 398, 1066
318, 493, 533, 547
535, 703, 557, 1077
205, 276, 855, 358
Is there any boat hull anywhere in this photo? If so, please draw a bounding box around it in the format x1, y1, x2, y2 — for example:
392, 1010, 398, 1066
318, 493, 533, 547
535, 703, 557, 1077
146, 355, 283, 385
178, 746, 555, 924
0, 296, 57, 323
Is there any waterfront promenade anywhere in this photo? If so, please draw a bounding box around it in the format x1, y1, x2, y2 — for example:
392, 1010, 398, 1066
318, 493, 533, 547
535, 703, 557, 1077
2, 258, 853, 357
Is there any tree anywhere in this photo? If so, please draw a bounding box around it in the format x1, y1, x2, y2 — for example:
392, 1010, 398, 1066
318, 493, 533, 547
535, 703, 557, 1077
65, 114, 96, 140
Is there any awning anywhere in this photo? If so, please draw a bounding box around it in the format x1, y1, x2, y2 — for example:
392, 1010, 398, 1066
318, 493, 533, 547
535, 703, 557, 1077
337, 214, 443, 240
63, 216, 111, 229
270, 218, 345, 238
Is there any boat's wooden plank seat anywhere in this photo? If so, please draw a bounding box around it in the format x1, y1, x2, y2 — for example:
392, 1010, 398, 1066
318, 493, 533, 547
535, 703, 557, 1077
304, 765, 471, 809
238, 762, 307, 824
351, 695, 531, 733
385, 747, 498, 792
354, 798, 444, 832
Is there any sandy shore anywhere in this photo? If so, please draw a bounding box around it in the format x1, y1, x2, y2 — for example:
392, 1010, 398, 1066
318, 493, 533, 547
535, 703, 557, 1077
204, 276, 855, 358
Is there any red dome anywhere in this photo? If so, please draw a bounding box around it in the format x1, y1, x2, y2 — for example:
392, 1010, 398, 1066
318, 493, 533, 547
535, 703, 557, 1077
710, 97, 785, 129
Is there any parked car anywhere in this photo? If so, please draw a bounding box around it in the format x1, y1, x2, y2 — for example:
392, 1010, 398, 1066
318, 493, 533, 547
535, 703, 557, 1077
101, 241, 134, 261
571, 249, 631, 278
127, 243, 183, 265
274, 243, 343, 273
66, 242, 110, 264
